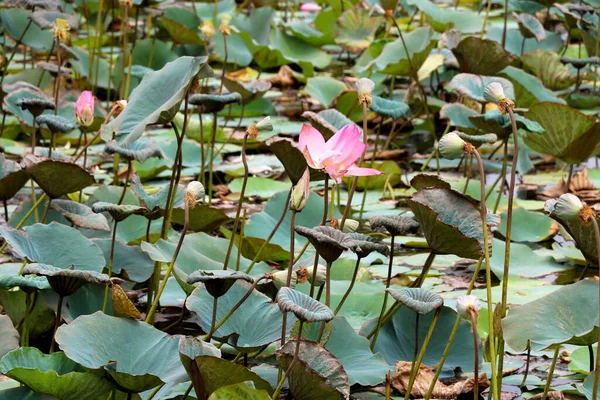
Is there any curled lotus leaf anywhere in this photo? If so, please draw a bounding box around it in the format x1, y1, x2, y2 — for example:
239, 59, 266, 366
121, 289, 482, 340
560, 56, 600, 69
294, 226, 351, 263
449, 73, 514, 103
369, 95, 410, 120
131, 173, 185, 218
410, 173, 452, 191
0, 264, 51, 290
0, 153, 29, 201
29, 11, 79, 30
15, 97, 55, 117
276, 339, 350, 400
24, 159, 95, 199
186, 270, 254, 298
468, 109, 544, 139
266, 137, 324, 184
50, 199, 110, 231
369, 215, 420, 236
456, 131, 498, 146
91, 201, 150, 222
36, 61, 73, 77
452, 37, 512, 75
347, 233, 390, 258
386, 288, 444, 315
513, 13, 546, 42
188, 92, 243, 113
35, 115, 76, 133
22, 263, 110, 296
222, 78, 272, 104
105, 138, 164, 163
276, 287, 334, 323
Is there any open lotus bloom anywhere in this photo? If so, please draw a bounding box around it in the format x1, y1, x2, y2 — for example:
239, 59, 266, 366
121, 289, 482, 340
298, 124, 383, 183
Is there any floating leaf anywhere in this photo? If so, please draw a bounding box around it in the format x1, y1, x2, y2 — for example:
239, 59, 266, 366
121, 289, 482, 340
104, 138, 163, 163
303, 77, 347, 107
499, 66, 565, 107
452, 37, 512, 75
50, 200, 110, 231
497, 207, 555, 243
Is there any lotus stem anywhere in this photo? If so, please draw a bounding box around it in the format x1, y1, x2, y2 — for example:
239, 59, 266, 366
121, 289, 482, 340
370, 235, 395, 350
245, 188, 293, 273
566, 164, 575, 192
502, 0, 508, 48
470, 310, 480, 400
480, 0, 493, 38
471, 148, 498, 400
308, 254, 321, 298
316, 261, 333, 343
207, 297, 218, 340
146, 201, 189, 323
281, 209, 297, 346
0, 13, 33, 88
106, 6, 116, 109
340, 103, 368, 230
181, 383, 193, 400
54, 38, 62, 116
235, 209, 247, 271
591, 216, 600, 400
219, 35, 228, 95
102, 220, 119, 313
50, 294, 64, 353
272, 321, 303, 400
119, 3, 129, 99
207, 113, 218, 206
224, 133, 251, 270
541, 346, 560, 400
198, 107, 206, 184
3, 200, 8, 222
334, 257, 362, 315
31, 117, 37, 156
424, 256, 483, 400
590, 344, 595, 374
117, 160, 132, 205
308, 177, 330, 298
404, 309, 440, 400
520, 341, 531, 388
21, 292, 31, 347
411, 251, 436, 289
496, 108, 520, 387
91, 0, 104, 91
421, 122, 450, 172
41, 199, 52, 224
204, 276, 266, 341
162, 294, 189, 333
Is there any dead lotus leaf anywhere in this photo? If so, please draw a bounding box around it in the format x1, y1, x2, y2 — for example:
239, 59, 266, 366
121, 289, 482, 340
265, 65, 297, 88
538, 168, 597, 202
391, 361, 489, 399
569, 167, 596, 192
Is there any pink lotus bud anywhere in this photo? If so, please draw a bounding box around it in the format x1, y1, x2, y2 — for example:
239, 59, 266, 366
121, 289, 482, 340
75, 90, 95, 128
300, 3, 322, 12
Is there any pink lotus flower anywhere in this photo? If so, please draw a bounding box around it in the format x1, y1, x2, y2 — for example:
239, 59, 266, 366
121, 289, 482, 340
75, 90, 95, 127
298, 124, 383, 183
300, 2, 322, 12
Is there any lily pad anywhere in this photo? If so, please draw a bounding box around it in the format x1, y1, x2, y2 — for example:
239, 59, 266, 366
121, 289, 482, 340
93, 239, 154, 283
452, 37, 512, 75
302, 109, 359, 139
369, 96, 410, 120
497, 207, 555, 243
55, 312, 188, 393
208, 382, 270, 400
50, 200, 110, 231
499, 66, 565, 107
0, 8, 53, 51
303, 77, 347, 108
448, 74, 514, 103
0, 348, 115, 400
502, 279, 599, 351
514, 13, 546, 42
0, 222, 105, 272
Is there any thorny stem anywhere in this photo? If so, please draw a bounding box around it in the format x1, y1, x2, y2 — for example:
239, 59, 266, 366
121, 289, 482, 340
591, 217, 600, 400
370, 235, 395, 350
471, 149, 498, 400
334, 257, 362, 315
272, 322, 303, 400
50, 295, 64, 353
404, 309, 441, 400
542, 347, 560, 400
102, 220, 119, 312
424, 256, 484, 400
146, 202, 190, 323
223, 133, 250, 270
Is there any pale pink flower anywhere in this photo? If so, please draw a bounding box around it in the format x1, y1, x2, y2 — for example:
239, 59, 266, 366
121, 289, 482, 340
300, 2, 322, 12
298, 124, 383, 183
75, 90, 95, 127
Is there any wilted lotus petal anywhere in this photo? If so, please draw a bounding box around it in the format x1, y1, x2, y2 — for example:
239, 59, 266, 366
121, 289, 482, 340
277, 287, 334, 323
186, 270, 254, 298
386, 288, 443, 315
369, 215, 420, 236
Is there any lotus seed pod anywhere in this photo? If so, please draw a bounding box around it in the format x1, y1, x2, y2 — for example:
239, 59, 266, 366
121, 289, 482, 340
270, 269, 297, 289
185, 181, 205, 208
111, 100, 127, 117
341, 219, 359, 233
290, 168, 310, 212
438, 131, 467, 160
307, 264, 327, 287
483, 82, 514, 114
456, 294, 481, 320
356, 78, 375, 107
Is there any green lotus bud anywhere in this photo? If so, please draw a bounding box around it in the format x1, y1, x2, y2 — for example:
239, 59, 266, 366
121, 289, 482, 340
456, 294, 481, 320
290, 168, 310, 212
483, 82, 514, 114
438, 131, 468, 160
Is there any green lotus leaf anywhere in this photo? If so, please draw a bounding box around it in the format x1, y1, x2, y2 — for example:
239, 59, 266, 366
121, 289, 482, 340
36, 61, 73, 77
91, 202, 150, 222
410, 173, 452, 191
186, 281, 296, 350
387, 288, 444, 315
468, 109, 545, 139
499, 66, 565, 108
369, 96, 410, 120
406, 0, 483, 33
277, 287, 334, 323
363, 305, 478, 378
131, 174, 184, 218
276, 339, 350, 400
159, 16, 203, 45
4, 86, 55, 127
93, 239, 154, 283
0, 153, 29, 201
104, 138, 163, 163
222, 78, 272, 105
369, 215, 420, 237
452, 37, 512, 75
358, 27, 436, 76
524, 102, 600, 164
408, 187, 490, 259
0, 222, 105, 272
55, 312, 188, 393
440, 103, 478, 132
514, 13, 546, 42
456, 131, 498, 146
188, 93, 243, 113
301, 109, 360, 140
303, 77, 347, 108
0, 315, 19, 359
29, 10, 78, 30
186, 270, 254, 298
24, 159, 94, 199
170, 205, 230, 233
448, 73, 514, 103
547, 202, 598, 265
69, 46, 113, 90
35, 115, 76, 134
101, 57, 212, 145
0, 348, 115, 400
336, 7, 383, 53
503, 279, 599, 351
0, 8, 53, 51
295, 226, 351, 264
487, 25, 563, 56
22, 264, 110, 296
347, 233, 390, 258
50, 200, 110, 231
266, 138, 324, 184
498, 207, 554, 243
0, 263, 51, 291
208, 382, 270, 400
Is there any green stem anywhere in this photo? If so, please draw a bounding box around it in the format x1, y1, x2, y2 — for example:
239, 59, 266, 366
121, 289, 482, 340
520, 341, 531, 388
207, 113, 217, 206
102, 220, 118, 312
470, 311, 480, 400
404, 309, 441, 400
334, 257, 361, 315
370, 235, 395, 350
21, 292, 31, 347
54, 38, 61, 116
590, 217, 600, 400
280, 209, 297, 346
541, 347, 560, 400
117, 160, 132, 205
272, 321, 303, 400
41, 198, 52, 224
480, 0, 493, 38
49, 295, 63, 353
198, 107, 206, 184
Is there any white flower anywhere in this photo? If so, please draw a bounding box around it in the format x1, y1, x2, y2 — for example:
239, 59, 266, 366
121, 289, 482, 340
456, 295, 481, 320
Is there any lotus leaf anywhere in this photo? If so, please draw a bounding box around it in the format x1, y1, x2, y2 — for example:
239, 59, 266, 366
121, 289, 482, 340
91, 202, 150, 222
24, 159, 94, 199
369, 96, 410, 120
301, 109, 360, 139
35, 115, 76, 134
0, 8, 53, 51
0, 153, 29, 201
303, 77, 347, 108
0, 315, 19, 359
348, 233, 390, 258
22, 264, 110, 296
188, 93, 243, 113
93, 239, 154, 283
0, 263, 51, 291
104, 138, 163, 163
208, 382, 270, 400
50, 200, 110, 231
369, 215, 420, 236
406, 0, 484, 33
452, 37, 512, 75
186, 270, 253, 298
498, 207, 555, 243
222, 78, 272, 104
336, 7, 383, 53
277, 287, 334, 322
514, 13, 546, 41
387, 288, 444, 315
266, 138, 324, 184
29, 11, 78, 31
500, 66, 565, 107
448, 73, 514, 103
295, 226, 351, 263
55, 312, 188, 392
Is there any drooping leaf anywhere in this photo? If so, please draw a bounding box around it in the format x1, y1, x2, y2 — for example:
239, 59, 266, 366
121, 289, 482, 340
104, 138, 163, 163
452, 37, 512, 75
0, 153, 29, 201
208, 382, 270, 400
277, 287, 334, 323
514, 13, 546, 42
22, 264, 110, 297
387, 288, 444, 315
23, 159, 95, 199
91, 202, 150, 222
50, 200, 110, 231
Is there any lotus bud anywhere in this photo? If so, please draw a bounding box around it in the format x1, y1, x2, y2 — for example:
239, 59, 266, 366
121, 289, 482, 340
356, 78, 375, 108
290, 168, 310, 212
219, 14, 232, 36
247, 116, 272, 139
306, 264, 327, 287
184, 181, 205, 209
111, 100, 127, 117
456, 294, 481, 320
50, 18, 70, 42
439, 131, 471, 160
75, 90, 95, 128
483, 82, 514, 114
200, 20, 215, 40
267, 270, 297, 289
